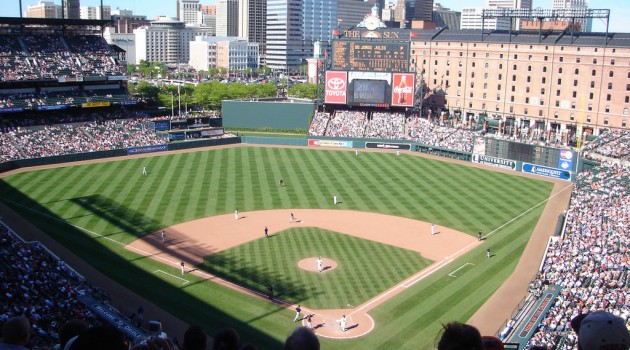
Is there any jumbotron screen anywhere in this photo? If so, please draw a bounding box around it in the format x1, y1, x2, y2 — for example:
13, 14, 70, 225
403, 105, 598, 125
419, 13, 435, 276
324, 71, 415, 108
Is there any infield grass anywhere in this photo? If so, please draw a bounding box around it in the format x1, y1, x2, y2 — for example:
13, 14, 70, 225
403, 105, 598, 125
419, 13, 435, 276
0, 146, 555, 349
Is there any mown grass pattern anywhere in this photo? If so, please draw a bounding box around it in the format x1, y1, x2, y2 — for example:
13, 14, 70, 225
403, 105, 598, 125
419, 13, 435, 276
0, 147, 554, 349
202, 227, 431, 309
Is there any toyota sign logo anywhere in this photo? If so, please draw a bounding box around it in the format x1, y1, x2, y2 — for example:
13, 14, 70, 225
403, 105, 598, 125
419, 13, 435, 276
327, 77, 345, 90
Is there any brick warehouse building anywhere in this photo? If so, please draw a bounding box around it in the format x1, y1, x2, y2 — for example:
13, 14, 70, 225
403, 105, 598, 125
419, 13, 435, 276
410, 29, 630, 137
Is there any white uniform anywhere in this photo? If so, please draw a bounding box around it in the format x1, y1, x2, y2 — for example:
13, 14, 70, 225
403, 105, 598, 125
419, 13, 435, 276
397, 150, 400, 156
339, 315, 347, 332
234, 209, 239, 220
142, 166, 147, 175
161, 230, 165, 243
317, 258, 323, 272
431, 224, 435, 235
355, 150, 358, 156
180, 262, 185, 275
333, 195, 337, 205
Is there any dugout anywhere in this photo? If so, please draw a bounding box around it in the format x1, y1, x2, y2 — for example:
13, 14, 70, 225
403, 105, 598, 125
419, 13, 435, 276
222, 98, 315, 131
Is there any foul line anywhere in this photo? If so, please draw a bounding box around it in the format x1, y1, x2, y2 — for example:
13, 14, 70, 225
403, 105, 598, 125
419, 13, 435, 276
154, 270, 190, 285
448, 263, 474, 278
482, 182, 573, 240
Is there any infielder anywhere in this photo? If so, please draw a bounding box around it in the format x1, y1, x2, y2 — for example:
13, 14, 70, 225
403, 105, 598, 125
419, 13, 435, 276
431, 224, 436, 235
234, 209, 239, 220
317, 257, 323, 272
264, 226, 269, 238
161, 230, 165, 243
290, 213, 295, 223
180, 261, 185, 275
293, 305, 302, 322
486, 247, 491, 258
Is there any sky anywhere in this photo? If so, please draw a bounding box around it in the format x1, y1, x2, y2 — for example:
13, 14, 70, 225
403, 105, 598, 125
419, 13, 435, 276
2, 0, 629, 33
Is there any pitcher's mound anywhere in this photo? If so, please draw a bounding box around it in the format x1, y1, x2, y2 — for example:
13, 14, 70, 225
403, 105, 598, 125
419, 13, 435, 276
298, 257, 338, 272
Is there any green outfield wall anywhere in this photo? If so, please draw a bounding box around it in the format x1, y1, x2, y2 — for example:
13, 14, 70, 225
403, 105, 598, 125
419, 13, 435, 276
222, 100, 315, 130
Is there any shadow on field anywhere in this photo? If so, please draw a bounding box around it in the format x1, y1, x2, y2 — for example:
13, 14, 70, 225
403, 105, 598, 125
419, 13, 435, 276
0, 183, 284, 349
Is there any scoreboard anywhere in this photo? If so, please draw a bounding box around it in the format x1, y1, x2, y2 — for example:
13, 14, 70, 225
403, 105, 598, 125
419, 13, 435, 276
332, 41, 410, 73
483, 138, 573, 170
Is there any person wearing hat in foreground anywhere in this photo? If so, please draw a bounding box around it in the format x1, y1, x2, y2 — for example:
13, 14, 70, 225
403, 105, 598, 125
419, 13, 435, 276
570, 310, 630, 350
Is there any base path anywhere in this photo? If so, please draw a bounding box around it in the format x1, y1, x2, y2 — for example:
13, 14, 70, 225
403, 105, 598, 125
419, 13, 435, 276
126, 209, 480, 338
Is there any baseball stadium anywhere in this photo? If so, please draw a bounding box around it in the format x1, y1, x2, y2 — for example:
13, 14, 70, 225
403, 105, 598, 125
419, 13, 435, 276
0, 8, 629, 350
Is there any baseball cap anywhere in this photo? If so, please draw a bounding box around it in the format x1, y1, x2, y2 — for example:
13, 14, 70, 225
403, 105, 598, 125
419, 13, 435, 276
571, 311, 630, 350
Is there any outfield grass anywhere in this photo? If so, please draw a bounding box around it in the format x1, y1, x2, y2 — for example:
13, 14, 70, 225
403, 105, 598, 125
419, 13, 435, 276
0, 147, 554, 349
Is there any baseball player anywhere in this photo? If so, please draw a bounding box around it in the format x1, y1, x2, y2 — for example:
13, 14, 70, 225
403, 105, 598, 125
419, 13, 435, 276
355, 149, 358, 156
486, 247, 491, 258
180, 261, 185, 275
293, 305, 302, 322
397, 150, 400, 156
161, 230, 165, 243
317, 257, 323, 272
234, 209, 239, 220
142, 166, 147, 175
290, 213, 295, 223
478, 231, 483, 241
339, 315, 347, 332
333, 195, 337, 205
306, 314, 313, 328
264, 226, 269, 238
431, 224, 436, 235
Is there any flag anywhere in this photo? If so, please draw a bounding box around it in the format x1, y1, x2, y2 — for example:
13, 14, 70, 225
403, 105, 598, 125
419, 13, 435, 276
410, 31, 419, 39
332, 29, 340, 36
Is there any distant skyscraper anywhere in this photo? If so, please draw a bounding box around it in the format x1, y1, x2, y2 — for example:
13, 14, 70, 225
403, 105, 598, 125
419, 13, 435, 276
337, 0, 375, 27
217, 0, 239, 37
177, 0, 201, 24
80, 6, 111, 20
552, 0, 591, 32
412, 0, 433, 21
63, 0, 80, 19
26, 1, 61, 18
238, 0, 266, 63
433, 3, 460, 29
266, 0, 303, 70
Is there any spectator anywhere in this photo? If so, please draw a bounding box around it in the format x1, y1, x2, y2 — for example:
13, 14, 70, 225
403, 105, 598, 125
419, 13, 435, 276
0, 316, 30, 350
182, 325, 206, 350
283, 327, 319, 350
436, 322, 484, 350
212, 328, 240, 350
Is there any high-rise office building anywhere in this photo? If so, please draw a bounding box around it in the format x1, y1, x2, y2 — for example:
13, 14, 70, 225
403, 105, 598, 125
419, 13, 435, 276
432, 3, 460, 30
63, 0, 80, 19
412, 0, 433, 21
238, 0, 266, 63
26, 1, 61, 18
217, 0, 239, 37
337, 0, 375, 27
177, 0, 201, 24
80, 6, 111, 20
266, 0, 303, 70
552, 0, 591, 32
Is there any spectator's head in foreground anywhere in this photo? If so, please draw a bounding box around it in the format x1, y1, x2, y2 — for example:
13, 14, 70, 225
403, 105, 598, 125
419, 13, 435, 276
183, 325, 207, 350
571, 310, 630, 350
283, 326, 319, 350
437, 322, 483, 350
212, 328, 241, 350
1, 316, 30, 347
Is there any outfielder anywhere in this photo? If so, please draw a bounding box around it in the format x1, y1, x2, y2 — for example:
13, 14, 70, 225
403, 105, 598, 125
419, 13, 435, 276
142, 166, 147, 175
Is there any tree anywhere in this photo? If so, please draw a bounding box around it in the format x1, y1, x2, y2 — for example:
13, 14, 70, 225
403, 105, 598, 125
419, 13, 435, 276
287, 83, 317, 99
136, 81, 160, 101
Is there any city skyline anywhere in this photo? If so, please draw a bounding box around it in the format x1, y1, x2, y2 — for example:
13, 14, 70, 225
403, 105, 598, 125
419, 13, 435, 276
4, 0, 630, 33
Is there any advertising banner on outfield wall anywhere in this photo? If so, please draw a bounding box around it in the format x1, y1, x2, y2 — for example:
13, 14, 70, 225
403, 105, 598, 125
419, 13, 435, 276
471, 154, 516, 170
522, 163, 571, 181
128, 144, 168, 155
557, 149, 574, 171
308, 139, 353, 148
325, 71, 348, 104
391, 73, 415, 107
365, 142, 411, 150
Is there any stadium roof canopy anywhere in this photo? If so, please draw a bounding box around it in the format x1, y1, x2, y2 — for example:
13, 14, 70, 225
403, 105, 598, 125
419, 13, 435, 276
0, 17, 111, 26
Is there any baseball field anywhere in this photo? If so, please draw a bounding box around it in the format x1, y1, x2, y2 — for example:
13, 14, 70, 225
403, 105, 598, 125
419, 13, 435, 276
0, 145, 562, 349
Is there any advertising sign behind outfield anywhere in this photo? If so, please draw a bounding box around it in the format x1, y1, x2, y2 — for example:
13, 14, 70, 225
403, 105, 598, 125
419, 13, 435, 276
308, 139, 353, 148
325, 71, 348, 104
128, 144, 168, 155
522, 163, 571, 181
471, 154, 516, 170
557, 149, 574, 171
391, 73, 415, 107
365, 142, 411, 150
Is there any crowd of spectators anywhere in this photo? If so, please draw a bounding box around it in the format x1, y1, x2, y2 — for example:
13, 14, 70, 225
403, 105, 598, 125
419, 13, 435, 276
0, 33, 123, 82
581, 129, 630, 161
325, 110, 368, 138
0, 224, 108, 349
524, 141, 629, 349
307, 112, 330, 136
0, 118, 163, 161
364, 112, 405, 140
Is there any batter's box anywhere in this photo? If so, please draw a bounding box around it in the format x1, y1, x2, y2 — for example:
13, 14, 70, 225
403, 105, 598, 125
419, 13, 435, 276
448, 263, 474, 278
